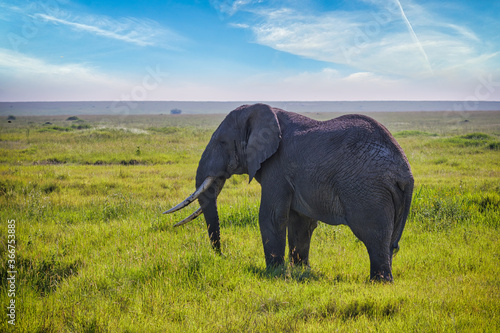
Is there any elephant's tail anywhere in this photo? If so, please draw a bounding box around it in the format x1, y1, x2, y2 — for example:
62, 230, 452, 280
391, 179, 414, 255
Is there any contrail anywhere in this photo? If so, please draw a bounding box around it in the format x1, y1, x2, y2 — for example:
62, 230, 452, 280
394, 0, 434, 75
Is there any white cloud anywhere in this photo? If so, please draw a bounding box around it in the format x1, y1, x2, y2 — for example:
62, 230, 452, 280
150, 65, 500, 102
0, 48, 101, 78
0, 49, 131, 101
2, 48, 497, 101
230, 23, 250, 29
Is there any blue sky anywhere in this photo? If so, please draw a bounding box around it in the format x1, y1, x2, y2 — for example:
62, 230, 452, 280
0, 0, 499, 101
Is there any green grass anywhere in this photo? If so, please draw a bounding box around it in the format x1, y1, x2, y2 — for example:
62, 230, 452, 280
1, 111, 499, 332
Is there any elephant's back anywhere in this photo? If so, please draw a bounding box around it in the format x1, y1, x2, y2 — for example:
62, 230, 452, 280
324, 114, 393, 142
308, 114, 413, 186
280, 111, 412, 180
328, 114, 409, 165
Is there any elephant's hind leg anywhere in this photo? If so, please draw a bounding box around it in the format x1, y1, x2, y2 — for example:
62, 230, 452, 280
349, 212, 394, 282
288, 211, 318, 266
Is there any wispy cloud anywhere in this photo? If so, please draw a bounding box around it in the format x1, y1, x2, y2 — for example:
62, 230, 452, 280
35, 14, 149, 47
0, 1, 186, 49
219, 0, 497, 78
33, 12, 185, 48
210, 0, 264, 16
394, 0, 433, 75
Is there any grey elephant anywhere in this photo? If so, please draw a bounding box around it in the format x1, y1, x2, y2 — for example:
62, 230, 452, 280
165, 104, 413, 281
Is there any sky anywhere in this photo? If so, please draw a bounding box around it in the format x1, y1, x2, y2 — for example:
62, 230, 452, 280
0, 0, 499, 102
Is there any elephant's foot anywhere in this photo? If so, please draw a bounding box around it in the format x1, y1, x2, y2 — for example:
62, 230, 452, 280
366, 244, 394, 282
266, 255, 285, 269
289, 251, 310, 267
370, 270, 393, 283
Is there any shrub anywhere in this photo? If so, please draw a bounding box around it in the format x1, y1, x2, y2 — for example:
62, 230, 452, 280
488, 141, 500, 150
444, 132, 495, 148
460, 133, 492, 140
71, 123, 91, 130
394, 130, 437, 138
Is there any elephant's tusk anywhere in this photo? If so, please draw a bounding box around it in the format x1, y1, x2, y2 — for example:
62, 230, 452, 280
173, 208, 203, 227
163, 176, 215, 214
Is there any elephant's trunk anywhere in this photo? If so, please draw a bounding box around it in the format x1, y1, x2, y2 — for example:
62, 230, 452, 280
197, 177, 225, 253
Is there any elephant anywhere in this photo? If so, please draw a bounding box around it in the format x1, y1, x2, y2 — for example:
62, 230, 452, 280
165, 104, 414, 282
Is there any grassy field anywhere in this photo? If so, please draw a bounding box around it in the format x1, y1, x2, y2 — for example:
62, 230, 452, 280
1, 110, 499, 332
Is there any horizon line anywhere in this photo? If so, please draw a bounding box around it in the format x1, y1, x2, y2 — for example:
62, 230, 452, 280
2, 100, 500, 103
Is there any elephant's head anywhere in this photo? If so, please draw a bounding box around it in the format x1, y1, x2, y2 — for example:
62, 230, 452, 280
164, 104, 282, 252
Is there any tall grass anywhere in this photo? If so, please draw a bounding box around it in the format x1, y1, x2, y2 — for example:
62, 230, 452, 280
0, 111, 499, 332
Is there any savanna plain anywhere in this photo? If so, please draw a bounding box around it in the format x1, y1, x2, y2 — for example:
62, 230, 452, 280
0, 109, 499, 332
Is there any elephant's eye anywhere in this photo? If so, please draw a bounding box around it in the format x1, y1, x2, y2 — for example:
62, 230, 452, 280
219, 140, 228, 147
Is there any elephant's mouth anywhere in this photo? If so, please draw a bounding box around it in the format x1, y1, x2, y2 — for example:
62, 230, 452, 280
164, 176, 225, 252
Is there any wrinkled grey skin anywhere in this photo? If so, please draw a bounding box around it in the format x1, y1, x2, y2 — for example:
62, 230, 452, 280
189, 104, 413, 282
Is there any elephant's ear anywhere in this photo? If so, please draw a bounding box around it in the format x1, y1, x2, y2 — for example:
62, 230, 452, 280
241, 104, 282, 182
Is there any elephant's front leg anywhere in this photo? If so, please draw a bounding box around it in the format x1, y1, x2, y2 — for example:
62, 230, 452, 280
258, 188, 290, 268
288, 211, 318, 266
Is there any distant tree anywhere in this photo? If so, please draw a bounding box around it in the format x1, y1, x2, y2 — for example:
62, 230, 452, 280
7, 115, 16, 120
170, 109, 182, 115
66, 116, 79, 121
